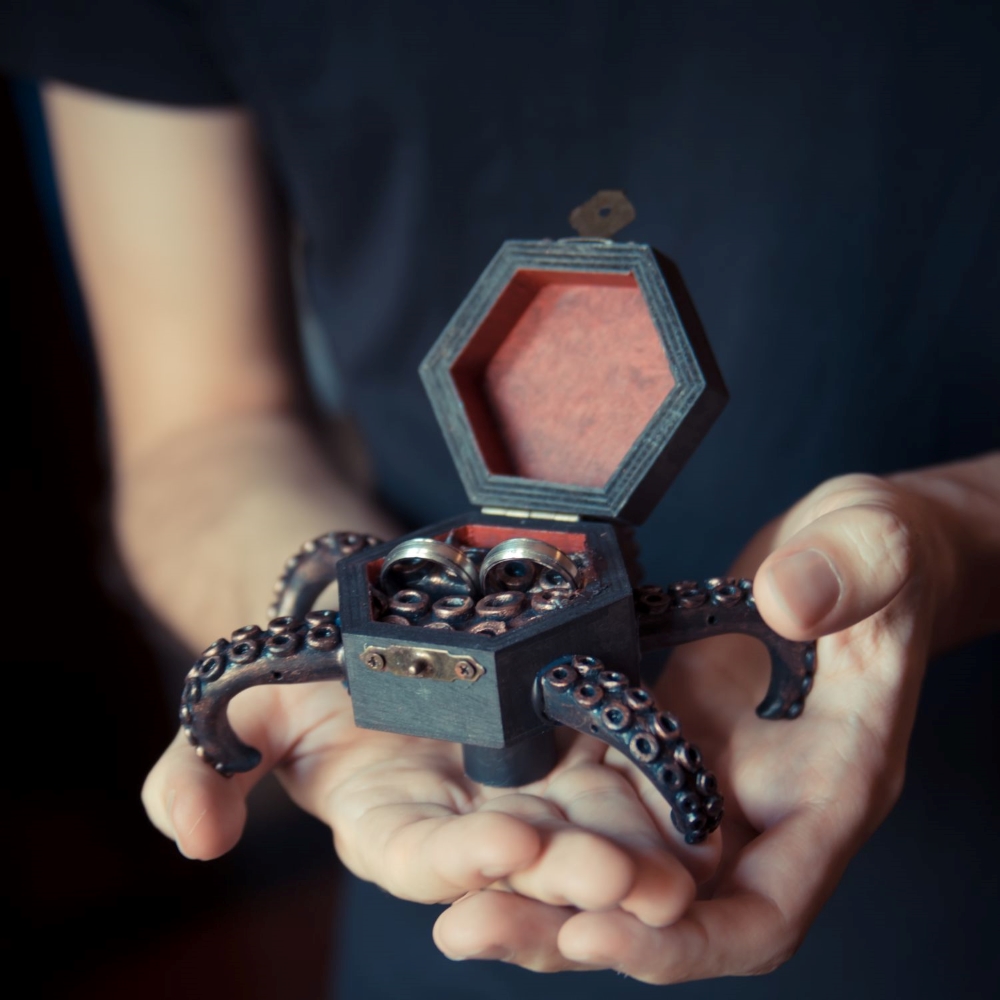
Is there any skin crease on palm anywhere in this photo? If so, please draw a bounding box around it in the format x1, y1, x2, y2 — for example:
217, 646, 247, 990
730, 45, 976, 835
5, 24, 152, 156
40, 84, 999, 986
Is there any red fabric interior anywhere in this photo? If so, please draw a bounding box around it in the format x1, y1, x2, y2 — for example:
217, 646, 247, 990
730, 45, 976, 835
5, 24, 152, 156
450, 269, 675, 488
449, 523, 587, 551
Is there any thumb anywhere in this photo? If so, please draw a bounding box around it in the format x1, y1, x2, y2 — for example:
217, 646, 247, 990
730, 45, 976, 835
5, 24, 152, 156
753, 499, 916, 642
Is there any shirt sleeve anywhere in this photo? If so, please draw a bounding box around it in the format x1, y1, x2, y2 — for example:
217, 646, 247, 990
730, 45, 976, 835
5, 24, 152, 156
0, 0, 237, 106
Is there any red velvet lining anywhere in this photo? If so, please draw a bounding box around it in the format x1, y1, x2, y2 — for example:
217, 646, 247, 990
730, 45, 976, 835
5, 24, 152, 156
450, 270, 674, 488
448, 524, 586, 551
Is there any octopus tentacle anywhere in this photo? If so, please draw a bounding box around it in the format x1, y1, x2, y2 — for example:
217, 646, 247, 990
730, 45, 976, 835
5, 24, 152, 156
635, 579, 817, 720
180, 612, 344, 776
536, 656, 723, 845
268, 530, 381, 619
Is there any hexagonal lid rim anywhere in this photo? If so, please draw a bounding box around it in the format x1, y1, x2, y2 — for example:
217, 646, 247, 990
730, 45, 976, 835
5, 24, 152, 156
420, 240, 727, 524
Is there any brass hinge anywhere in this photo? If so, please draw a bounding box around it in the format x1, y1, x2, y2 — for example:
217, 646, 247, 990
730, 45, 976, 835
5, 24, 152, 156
481, 507, 580, 523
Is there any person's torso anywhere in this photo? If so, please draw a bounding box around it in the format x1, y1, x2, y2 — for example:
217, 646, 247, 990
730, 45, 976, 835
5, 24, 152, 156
193, 1, 998, 580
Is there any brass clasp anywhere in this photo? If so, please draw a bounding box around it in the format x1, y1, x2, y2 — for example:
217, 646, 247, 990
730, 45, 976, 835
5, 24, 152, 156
360, 645, 485, 682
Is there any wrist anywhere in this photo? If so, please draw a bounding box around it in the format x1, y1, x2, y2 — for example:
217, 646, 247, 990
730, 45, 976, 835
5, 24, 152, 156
114, 411, 396, 648
891, 452, 1000, 653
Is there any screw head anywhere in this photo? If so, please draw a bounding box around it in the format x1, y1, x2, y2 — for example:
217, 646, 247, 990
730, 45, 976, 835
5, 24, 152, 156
454, 660, 475, 679
364, 652, 386, 671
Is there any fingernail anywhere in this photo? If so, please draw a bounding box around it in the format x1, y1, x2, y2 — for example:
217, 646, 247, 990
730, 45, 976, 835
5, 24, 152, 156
766, 548, 841, 629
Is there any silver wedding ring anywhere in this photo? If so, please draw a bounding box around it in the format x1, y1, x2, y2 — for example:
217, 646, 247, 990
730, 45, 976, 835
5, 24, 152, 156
380, 538, 481, 596
479, 538, 579, 594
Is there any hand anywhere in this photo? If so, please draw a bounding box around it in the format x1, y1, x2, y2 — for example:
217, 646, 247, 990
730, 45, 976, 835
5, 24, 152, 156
137, 418, 714, 945
434, 459, 1000, 979
143, 670, 718, 950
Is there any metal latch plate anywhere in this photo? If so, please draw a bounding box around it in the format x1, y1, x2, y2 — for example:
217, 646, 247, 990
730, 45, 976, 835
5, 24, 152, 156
360, 645, 484, 682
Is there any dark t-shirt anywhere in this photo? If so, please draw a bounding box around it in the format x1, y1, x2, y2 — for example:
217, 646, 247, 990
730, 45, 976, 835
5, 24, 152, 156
3, 2, 998, 998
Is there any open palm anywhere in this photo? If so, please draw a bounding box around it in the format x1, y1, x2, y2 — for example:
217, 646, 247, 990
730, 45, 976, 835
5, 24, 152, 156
434, 473, 948, 979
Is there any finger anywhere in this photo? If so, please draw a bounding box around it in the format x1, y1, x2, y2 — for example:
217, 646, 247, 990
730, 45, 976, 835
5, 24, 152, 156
435, 889, 598, 972
142, 726, 263, 859
142, 683, 316, 859
324, 762, 545, 903
472, 793, 634, 912
559, 802, 857, 983
543, 763, 700, 926
347, 805, 544, 903
755, 488, 917, 640
559, 900, 781, 983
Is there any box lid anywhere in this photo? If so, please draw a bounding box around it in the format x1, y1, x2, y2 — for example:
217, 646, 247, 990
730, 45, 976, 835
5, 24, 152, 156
419, 238, 728, 525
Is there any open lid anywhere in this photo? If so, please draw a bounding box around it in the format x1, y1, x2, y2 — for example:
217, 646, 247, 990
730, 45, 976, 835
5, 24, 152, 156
419, 235, 728, 525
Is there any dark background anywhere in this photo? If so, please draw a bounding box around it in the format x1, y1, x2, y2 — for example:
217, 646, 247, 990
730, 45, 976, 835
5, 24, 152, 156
3, 78, 340, 999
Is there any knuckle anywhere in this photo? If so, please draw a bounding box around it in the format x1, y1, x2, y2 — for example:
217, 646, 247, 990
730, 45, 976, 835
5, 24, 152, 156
806, 472, 892, 518
805, 474, 920, 590
849, 502, 916, 585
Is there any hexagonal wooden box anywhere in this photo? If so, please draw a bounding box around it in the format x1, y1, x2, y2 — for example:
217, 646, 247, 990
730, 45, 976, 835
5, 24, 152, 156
339, 513, 636, 749
336, 237, 728, 781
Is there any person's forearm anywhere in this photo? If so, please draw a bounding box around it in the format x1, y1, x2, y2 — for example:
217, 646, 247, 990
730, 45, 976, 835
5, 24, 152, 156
891, 450, 1000, 652
40, 88, 394, 652
116, 409, 398, 653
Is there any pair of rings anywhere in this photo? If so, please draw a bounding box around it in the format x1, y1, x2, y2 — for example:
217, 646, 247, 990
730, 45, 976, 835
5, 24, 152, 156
379, 536, 579, 598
